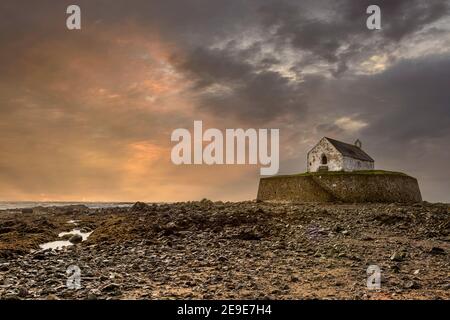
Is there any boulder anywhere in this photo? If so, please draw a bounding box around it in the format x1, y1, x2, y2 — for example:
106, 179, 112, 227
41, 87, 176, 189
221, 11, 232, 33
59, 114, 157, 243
130, 202, 150, 212
69, 234, 83, 244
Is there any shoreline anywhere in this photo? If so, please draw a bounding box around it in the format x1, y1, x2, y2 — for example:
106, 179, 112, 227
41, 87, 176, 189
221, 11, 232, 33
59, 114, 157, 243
0, 200, 449, 299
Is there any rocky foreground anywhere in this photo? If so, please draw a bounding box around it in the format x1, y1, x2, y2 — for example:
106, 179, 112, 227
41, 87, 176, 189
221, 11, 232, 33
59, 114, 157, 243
0, 200, 449, 300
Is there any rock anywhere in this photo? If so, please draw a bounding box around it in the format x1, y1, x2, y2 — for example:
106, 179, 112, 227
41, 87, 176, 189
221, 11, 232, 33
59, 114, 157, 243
429, 247, 445, 255
101, 283, 121, 293
212, 275, 223, 283
404, 280, 421, 289
60, 233, 75, 240
390, 264, 400, 273
165, 222, 177, 231
0, 264, 9, 271
270, 289, 281, 295
234, 229, 262, 240
18, 287, 28, 298
130, 201, 150, 211
69, 234, 83, 244
390, 251, 406, 262
87, 292, 98, 300
21, 208, 33, 214
58, 205, 89, 213
200, 198, 214, 206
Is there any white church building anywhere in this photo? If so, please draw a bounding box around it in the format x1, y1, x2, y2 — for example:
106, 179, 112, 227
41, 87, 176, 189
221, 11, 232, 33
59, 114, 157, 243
307, 137, 374, 172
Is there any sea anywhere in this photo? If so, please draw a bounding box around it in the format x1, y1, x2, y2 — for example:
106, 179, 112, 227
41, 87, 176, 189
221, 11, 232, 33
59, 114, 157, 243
0, 202, 135, 210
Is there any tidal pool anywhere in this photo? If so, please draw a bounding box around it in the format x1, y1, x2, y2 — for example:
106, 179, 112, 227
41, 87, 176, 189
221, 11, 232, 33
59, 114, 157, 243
39, 228, 92, 250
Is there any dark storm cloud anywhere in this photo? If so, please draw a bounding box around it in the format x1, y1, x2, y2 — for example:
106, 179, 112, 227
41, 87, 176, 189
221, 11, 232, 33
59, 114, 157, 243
258, 0, 449, 75
363, 56, 450, 140
169, 0, 450, 126
173, 45, 310, 124
343, 0, 449, 41
315, 55, 450, 145
0, 1, 449, 201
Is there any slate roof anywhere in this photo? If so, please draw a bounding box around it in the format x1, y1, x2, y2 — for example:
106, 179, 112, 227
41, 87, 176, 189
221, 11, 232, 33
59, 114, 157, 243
325, 137, 374, 162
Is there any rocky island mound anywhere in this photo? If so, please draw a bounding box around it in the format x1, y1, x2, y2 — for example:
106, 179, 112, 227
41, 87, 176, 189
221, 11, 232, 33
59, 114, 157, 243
257, 170, 422, 203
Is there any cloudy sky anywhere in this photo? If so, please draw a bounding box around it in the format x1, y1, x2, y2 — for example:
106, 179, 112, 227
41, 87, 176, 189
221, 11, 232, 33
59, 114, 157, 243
0, 0, 449, 202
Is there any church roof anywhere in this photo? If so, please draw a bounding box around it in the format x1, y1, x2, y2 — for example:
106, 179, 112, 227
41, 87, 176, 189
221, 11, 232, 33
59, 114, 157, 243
325, 137, 374, 162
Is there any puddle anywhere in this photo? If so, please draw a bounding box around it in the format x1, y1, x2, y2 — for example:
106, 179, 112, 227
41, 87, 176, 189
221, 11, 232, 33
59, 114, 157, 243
58, 229, 91, 240
39, 228, 92, 250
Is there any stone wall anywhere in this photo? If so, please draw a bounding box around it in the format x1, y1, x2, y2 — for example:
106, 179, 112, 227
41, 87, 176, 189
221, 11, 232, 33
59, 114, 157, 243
257, 171, 422, 203
307, 138, 343, 172
342, 156, 374, 171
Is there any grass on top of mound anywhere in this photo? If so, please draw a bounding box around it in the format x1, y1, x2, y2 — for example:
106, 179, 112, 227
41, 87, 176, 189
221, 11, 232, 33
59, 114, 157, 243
263, 170, 410, 179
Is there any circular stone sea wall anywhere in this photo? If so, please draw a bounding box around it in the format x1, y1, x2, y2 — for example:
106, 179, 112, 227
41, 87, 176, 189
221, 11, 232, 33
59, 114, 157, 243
257, 171, 422, 203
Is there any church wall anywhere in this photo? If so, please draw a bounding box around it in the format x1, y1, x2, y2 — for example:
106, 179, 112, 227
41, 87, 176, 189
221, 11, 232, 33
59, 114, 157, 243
342, 156, 374, 171
307, 138, 343, 172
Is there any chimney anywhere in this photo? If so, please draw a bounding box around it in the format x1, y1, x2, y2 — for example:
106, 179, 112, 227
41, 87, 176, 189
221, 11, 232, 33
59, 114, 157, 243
354, 139, 362, 148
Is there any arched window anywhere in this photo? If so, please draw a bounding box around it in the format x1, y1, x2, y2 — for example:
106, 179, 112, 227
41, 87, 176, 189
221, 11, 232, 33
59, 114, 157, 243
321, 154, 328, 165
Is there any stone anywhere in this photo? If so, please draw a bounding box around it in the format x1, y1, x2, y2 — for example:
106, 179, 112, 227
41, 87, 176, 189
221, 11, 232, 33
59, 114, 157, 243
429, 247, 445, 255
390, 251, 405, 262
0, 264, 9, 272
60, 233, 75, 240
404, 281, 421, 289
101, 283, 121, 293
69, 234, 83, 244
18, 287, 28, 298
87, 292, 98, 300
390, 264, 400, 273
130, 202, 150, 212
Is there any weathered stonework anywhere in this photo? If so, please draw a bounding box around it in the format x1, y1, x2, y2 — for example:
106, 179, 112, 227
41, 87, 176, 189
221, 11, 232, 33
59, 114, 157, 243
307, 138, 343, 172
342, 156, 374, 171
307, 137, 374, 172
257, 171, 422, 203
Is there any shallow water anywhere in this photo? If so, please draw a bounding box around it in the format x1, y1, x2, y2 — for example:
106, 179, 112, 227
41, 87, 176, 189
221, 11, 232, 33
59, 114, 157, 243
0, 201, 134, 210
39, 240, 74, 250
39, 228, 92, 250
